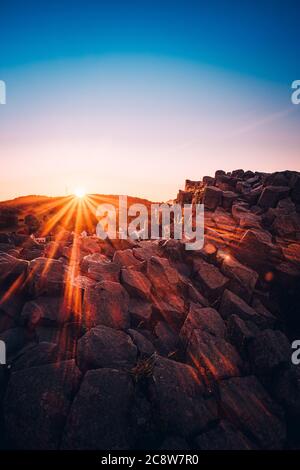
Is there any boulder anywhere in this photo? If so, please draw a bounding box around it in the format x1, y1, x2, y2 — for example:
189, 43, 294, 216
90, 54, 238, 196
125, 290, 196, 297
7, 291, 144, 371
222, 191, 238, 210
219, 376, 286, 449
61, 369, 135, 449
227, 314, 260, 353
21, 296, 74, 325
180, 303, 226, 345
113, 249, 142, 268
203, 186, 222, 211
149, 356, 217, 437
128, 329, 155, 357
221, 255, 258, 302
193, 257, 229, 301
0, 252, 28, 283
128, 298, 153, 325
83, 280, 130, 329
76, 325, 137, 371
247, 329, 290, 375
27, 258, 67, 296
219, 289, 272, 327
4, 360, 81, 449
238, 229, 282, 270
258, 186, 290, 208
187, 329, 243, 382
121, 268, 152, 300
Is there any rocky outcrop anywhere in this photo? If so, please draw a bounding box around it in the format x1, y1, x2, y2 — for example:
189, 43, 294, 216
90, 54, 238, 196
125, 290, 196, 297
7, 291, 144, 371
0, 168, 300, 450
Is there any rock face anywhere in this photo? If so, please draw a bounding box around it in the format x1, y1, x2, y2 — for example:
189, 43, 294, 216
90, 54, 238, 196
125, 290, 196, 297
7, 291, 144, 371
0, 168, 300, 450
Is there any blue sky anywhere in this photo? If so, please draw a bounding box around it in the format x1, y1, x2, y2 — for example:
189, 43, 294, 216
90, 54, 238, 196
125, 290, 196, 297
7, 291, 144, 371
0, 1, 299, 200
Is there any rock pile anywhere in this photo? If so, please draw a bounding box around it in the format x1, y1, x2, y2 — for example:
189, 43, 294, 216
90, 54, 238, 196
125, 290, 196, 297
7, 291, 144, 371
0, 169, 300, 450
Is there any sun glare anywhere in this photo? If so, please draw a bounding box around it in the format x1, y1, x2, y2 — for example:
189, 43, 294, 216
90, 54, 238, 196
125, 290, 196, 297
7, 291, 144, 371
74, 187, 86, 199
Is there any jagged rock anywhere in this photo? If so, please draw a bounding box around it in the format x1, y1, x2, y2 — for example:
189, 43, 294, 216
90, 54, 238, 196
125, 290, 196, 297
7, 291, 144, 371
239, 212, 262, 229
121, 268, 152, 300
11, 342, 72, 371
221, 255, 258, 302
77, 325, 137, 371
238, 229, 282, 270
222, 191, 238, 210
187, 329, 243, 381
113, 249, 142, 267
44, 241, 64, 259
212, 208, 237, 232
282, 243, 300, 266
203, 186, 222, 210
154, 321, 180, 357
232, 203, 250, 223
83, 280, 130, 329
133, 241, 161, 261
291, 173, 300, 203
4, 360, 81, 449
195, 420, 254, 450
81, 254, 120, 282
21, 297, 74, 325
128, 329, 155, 357
149, 356, 217, 437
180, 303, 226, 344
247, 329, 290, 375
35, 322, 83, 353
251, 297, 276, 327
227, 314, 260, 352
272, 212, 300, 238
61, 369, 135, 449
176, 190, 193, 205
0, 252, 28, 283
219, 376, 286, 449
128, 298, 152, 325
27, 258, 66, 296
220, 289, 272, 327
193, 257, 229, 301
258, 186, 290, 208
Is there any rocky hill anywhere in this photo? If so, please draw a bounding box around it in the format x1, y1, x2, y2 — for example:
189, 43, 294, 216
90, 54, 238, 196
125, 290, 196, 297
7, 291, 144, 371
0, 169, 300, 450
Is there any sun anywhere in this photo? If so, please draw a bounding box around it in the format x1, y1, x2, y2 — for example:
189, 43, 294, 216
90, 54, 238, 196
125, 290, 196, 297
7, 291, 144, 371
74, 187, 86, 199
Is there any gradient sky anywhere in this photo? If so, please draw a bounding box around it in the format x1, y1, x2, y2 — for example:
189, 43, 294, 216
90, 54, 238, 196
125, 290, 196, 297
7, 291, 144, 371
0, 0, 300, 201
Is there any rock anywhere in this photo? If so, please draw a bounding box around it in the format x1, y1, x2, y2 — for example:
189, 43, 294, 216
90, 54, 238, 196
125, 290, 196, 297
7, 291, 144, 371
251, 297, 276, 327
220, 289, 271, 327
121, 268, 152, 300
227, 314, 260, 353
195, 420, 254, 450
27, 258, 67, 296
180, 303, 226, 345
149, 356, 217, 437
203, 186, 222, 211
0, 253, 28, 283
44, 241, 64, 259
238, 229, 282, 270
133, 241, 161, 261
152, 296, 185, 329
4, 360, 81, 449
146, 256, 180, 294
128, 329, 155, 357
176, 190, 193, 205
187, 329, 243, 382
185, 282, 209, 307
212, 208, 237, 232
247, 329, 290, 375
128, 298, 152, 325
11, 342, 72, 371
239, 212, 262, 230
258, 186, 290, 208
61, 369, 135, 449
193, 257, 229, 301
221, 255, 258, 302
83, 280, 130, 329
272, 212, 300, 238
76, 325, 137, 371
232, 203, 250, 224
113, 249, 142, 268
80, 236, 101, 254
291, 173, 300, 203
154, 321, 180, 358
81, 254, 120, 282
219, 376, 286, 449
222, 191, 238, 210
21, 297, 74, 326
282, 243, 300, 266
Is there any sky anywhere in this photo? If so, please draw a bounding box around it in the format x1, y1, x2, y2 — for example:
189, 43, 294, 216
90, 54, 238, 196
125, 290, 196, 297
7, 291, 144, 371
0, 0, 300, 201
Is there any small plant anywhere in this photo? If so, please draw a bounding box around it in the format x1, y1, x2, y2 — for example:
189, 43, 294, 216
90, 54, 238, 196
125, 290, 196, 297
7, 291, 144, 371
130, 352, 157, 383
